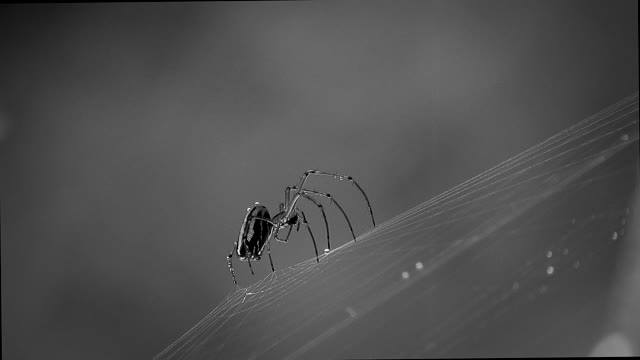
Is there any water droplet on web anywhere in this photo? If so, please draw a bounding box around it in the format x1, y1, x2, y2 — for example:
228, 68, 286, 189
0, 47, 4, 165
255, 202, 260, 205
612, 232, 618, 241
546, 250, 553, 258
402, 272, 409, 279
324, 248, 330, 254
415, 262, 424, 270
546, 266, 554, 276
246, 207, 251, 212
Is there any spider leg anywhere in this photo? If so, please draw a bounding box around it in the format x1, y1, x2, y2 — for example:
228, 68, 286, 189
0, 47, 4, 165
266, 238, 275, 272
295, 170, 375, 227
247, 257, 255, 275
285, 185, 292, 208
300, 189, 356, 241
227, 242, 239, 285
275, 224, 294, 243
297, 208, 319, 263
299, 193, 331, 251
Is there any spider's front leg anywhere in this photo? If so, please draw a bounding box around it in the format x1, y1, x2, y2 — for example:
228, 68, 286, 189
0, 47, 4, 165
296, 170, 376, 227
284, 186, 331, 250
296, 208, 319, 263
300, 189, 357, 241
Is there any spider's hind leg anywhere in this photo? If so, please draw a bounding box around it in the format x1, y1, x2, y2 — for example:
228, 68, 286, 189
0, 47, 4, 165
247, 257, 255, 275
227, 242, 239, 285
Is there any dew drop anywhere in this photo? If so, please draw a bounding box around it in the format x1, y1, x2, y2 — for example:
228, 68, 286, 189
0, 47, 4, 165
612, 232, 618, 241
246, 207, 251, 212
546, 250, 553, 258
324, 248, 330, 254
416, 262, 424, 270
402, 271, 409, 279
254, 201, 260, 205
546, 266, 555, 276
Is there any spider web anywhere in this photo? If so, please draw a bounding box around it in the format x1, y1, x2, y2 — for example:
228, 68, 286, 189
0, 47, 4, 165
155, 92, 639, 359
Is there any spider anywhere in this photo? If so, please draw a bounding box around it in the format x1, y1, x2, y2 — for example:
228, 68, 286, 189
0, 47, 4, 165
226, 170, 376, 285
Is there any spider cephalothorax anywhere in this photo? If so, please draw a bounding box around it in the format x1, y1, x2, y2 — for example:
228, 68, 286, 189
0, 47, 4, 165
226, 170, 375, 285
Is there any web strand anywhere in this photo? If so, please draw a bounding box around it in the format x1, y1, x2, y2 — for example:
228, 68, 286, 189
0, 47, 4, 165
154, 92, 639, 360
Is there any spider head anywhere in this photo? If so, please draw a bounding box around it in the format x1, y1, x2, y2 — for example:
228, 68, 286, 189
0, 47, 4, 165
272, 211, 298, 227
286, 213, 299, 227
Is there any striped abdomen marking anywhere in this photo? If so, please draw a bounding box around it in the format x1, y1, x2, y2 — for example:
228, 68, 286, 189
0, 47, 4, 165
237, 205, 273, 260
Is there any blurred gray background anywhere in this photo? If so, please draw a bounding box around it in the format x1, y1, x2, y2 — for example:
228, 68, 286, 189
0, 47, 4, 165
0, 1, 637, 359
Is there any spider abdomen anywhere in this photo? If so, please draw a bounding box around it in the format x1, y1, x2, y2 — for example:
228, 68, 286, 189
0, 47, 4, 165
237, 205, 273, 260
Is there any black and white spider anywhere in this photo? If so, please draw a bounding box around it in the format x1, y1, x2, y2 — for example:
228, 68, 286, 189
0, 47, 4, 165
226, 170, 375, 285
